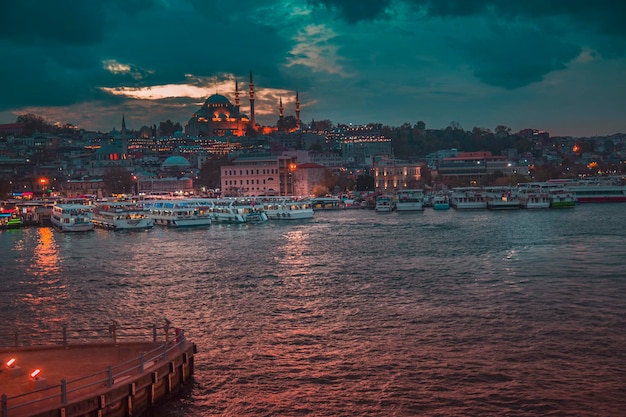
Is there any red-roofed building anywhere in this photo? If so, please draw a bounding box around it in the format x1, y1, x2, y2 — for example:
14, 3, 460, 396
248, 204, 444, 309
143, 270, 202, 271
0, 123, 26, 138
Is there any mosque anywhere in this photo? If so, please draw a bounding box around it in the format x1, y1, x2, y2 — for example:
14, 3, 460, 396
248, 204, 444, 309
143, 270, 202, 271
185, 71, 300, 137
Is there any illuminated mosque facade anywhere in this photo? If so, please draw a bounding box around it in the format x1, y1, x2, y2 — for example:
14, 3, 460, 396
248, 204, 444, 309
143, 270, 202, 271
185, 71, 300, 137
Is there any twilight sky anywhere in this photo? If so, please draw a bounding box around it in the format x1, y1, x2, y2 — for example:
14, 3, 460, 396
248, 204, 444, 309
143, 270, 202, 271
1, 0, 625, 137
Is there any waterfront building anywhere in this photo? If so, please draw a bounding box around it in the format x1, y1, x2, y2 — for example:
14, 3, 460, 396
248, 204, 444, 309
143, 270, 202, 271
220, 154, 297, 197
437, 151, 514, 185
372, 157, 423, 192
292, 163, 328, 197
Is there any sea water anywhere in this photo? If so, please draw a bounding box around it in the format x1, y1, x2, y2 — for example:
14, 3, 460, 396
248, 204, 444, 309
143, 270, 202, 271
1, 204, 625, 416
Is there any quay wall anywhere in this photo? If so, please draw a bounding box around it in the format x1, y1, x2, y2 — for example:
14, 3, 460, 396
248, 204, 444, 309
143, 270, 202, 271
27, 343, 196, 417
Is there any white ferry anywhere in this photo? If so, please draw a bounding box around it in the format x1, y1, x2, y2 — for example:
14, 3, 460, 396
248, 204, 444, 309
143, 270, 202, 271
518, 189, 551, 209
564, 182, 626, 203
51, 202, 95, 232
484, 187, 520, 210
92, 201, 154, 230
374, 195, 394, 212
548, 188, 576, 208
449, 187, 487, 210
518, 182, 575, 209
210, 198, 268, 224
395, 189, 424, 211
256, 197, 314, 220
148, 199, 212, 227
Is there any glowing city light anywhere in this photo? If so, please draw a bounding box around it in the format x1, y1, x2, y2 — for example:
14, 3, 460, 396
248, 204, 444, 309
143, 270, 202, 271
30, 368, 42, 379
6, 358, 16, 367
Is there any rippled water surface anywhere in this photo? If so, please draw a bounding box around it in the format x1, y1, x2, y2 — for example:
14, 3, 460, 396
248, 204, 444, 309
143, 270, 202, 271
2, 205, 626, 416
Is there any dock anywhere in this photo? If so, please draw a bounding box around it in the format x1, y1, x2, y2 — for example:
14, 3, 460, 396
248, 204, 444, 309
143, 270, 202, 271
1, 323, 196, 417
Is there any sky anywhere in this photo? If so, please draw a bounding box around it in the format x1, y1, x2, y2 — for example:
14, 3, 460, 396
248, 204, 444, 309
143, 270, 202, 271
1, 0, 625, 137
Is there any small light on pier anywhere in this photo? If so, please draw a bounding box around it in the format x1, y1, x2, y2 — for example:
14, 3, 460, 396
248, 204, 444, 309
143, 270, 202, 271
6, 358, 16, 368
30, 368, 47, 390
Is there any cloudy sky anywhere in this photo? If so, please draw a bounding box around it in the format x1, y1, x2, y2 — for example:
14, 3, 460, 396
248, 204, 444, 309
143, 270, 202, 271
1, 0, 625, 137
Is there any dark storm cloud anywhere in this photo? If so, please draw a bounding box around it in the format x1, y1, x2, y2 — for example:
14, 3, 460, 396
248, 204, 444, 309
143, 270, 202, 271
0, 0, 290, 113
307, 0, 393, 23
310, 0, 626, 39
456, 27, 581, 89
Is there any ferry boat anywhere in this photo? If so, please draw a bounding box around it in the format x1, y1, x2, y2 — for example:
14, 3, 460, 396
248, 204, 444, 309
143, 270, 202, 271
548, 188, 576, 208
50, 202, 95, 232
518, 189, 551, 209
431, 194, 450, 210
0, 201, 22, 229
567, 182, 626, 203
311, 197, 344, 210
0, 212, 22, 229
374, 195, 394, 212
92, 201, 154, 230
484, 187, 520, 210
256, 197, 314, 220
449, 187, 487, 210
210, 198, 268, 224
395, 189, 424, 211
148, 199, 212, 227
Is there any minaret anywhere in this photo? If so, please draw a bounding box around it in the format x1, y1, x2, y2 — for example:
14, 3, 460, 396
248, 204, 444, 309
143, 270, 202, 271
121, 113, 128, 158
295, 90, 301, 129
279, 97, 284, 120
235, 79, 240, 112
121, 113, 127, 136
249, 70, 255, 127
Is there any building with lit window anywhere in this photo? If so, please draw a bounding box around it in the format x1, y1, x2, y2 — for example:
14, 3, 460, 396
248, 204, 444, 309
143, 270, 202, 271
437, 151, 513, 184
372, 158, 423, 192
220, 155, 297, 197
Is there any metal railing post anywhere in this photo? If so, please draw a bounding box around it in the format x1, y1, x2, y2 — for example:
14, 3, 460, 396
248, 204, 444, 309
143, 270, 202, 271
107, 366, 113, 388
109, 322, 117, 344
162, 342, 167, 361
152, 324, 157, 343
139, 353, 145, 372
61, 379, 67, 404
13, 329, 18, 348
2, 393, 8, 417
62, 324, 68, 347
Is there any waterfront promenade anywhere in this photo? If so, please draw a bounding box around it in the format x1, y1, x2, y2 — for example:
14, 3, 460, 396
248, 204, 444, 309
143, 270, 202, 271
1, 323, 195, 417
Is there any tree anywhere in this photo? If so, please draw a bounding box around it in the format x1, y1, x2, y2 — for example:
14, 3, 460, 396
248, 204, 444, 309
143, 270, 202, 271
198, 156, 231, 190
355, 175, 375, 192
495, 125, 511, 137
16, 113, 54, 135
102, 167, 135, 195
415, 121, 426, 130
277, 115, 298, 132
159, 120, 183, 136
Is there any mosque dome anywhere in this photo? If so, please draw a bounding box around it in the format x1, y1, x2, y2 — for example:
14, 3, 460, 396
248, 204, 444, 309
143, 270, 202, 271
161, 155, 191, 169
204, 94, 231, 106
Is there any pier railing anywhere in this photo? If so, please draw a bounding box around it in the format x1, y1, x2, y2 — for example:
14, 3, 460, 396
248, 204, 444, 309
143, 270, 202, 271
0, 321, 192, 417
0, 321, 177, 349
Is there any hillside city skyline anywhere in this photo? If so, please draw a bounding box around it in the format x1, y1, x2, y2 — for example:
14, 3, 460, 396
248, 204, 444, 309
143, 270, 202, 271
2, 2, 626, 137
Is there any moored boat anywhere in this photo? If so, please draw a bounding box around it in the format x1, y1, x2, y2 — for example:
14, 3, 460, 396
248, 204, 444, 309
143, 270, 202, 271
484, 187, 520, 210
210, 198, 268, 224
148, 199, 212, 227
518, 189, 551, 209
50, 201, 95, 232
311, 197, 344, 210
395, 189, 424, 211
431, 194, 450, 210
256, 197, 314, 220
375, 195, 394, 212
92, 201, 154, 230
449, 187, 487, 210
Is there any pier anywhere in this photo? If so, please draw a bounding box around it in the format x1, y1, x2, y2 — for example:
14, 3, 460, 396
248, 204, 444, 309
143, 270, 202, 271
0, 322, 196, 417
